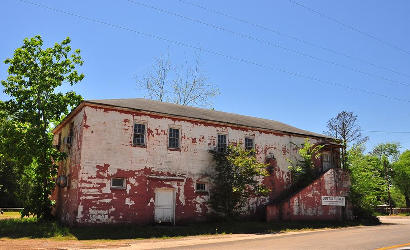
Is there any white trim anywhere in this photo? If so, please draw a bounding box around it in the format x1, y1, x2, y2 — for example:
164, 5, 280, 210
148, 175, 185, 181
244, 136, 255, 150
168, 125, 181, 149
111, 177, 126, 189
154, 188, 176, 225
195, 182, 208, 192
217, 133, 228, 152
132, 121, 147, 147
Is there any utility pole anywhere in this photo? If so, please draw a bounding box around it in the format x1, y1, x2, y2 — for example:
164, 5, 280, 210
383, 158, 393, 215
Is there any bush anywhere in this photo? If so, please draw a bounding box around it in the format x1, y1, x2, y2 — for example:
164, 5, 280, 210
209, 145, 269, 218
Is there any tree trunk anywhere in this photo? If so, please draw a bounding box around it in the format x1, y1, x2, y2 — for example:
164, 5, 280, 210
406, 196, 410, 208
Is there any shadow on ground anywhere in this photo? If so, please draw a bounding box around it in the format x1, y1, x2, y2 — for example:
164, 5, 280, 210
0, 218, 379, 240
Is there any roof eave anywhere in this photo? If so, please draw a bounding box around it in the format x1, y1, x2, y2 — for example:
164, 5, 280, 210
84, 101, 336, 141
52, 102, 85, 134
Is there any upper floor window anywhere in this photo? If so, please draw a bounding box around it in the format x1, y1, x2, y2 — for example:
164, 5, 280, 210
168, 128, 180, 149
322, 152, 332, 171
57, 133, 62, 151
69, 122, 74, 138
64, 122, 74, 147
217, 134, 227, 152
245, 137, 254, 151
133, 123, 146, 146
322, 152, 331, 163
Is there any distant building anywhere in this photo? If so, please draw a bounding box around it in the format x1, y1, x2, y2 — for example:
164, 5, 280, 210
52, 98, 351, 225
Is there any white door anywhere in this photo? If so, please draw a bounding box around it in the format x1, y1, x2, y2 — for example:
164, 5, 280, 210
322, 152, 332, 171
154, 189, 175, 224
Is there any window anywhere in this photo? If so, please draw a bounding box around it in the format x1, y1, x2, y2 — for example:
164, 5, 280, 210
111, 178, 126, 189
196, 182, 207, 192
322, 152, 332, 171
67, 122, 74, 145
57, 133, 62, 151
323, 153, 331, 163
168, 128, 180, 149
217, 134, 227, 152
69, 122, 74, 138
133, 123, 146, 146
245, 137, 254, 151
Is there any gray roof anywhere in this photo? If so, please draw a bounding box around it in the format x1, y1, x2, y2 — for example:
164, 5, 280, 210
86, 98, 332, 139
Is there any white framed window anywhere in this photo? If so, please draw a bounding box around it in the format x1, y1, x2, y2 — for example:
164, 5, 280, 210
245, 137, 254, 151
111, 177, 126, 189
322, 152, 331, 163
195, 182, 207, 192
168, 127, 180, 149
322, 152, 332, 171
217, 134, 227, 152
133, 123, 146, 146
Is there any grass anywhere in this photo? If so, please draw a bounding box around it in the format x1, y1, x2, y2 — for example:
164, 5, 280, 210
391, 213, 410, 216
373, 212, 410, 217
0, 212, 371, 241
0, 211, 21, 219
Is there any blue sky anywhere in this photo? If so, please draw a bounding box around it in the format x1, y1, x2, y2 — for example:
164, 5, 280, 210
1, 0, 409, 151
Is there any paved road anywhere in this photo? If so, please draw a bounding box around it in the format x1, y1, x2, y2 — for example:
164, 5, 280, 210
165, 217, 410, 250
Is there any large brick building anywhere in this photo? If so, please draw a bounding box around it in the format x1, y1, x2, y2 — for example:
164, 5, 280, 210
52, 98, 350, 225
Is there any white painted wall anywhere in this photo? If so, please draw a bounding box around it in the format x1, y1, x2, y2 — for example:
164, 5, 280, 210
79, 105, 315, 180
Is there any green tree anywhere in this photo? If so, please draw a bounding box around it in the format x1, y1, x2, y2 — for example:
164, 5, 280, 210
288, 138, 323, 188
392, 150, 410, 207
347, 145, 386, 218
1, 35, 84, 219
209, 145, 269, 217
371, 143, 401, 212
371, 143, 401, 162
391, 185, 406, 208
0, 111, 31, 208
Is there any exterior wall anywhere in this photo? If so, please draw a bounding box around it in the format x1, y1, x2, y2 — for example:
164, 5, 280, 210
53, 104, 338, 225
266, 168, 351, 221
52, 108, 85, 224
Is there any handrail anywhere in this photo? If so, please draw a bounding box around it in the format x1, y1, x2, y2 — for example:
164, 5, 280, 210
271, 167, 337, 205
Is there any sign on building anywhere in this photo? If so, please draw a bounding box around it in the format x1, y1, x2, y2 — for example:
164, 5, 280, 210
321, 196, 345, 206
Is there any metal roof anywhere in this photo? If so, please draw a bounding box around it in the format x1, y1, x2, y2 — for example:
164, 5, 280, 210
85, 98, 333, 139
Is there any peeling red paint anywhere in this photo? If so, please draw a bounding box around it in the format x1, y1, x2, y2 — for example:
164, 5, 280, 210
52, 109, 85, 223
267, 168, 351, 222
83, 111, 90, 129
53, 103, 346, 225
147, 128, 154, 138
74, 167, 210, 224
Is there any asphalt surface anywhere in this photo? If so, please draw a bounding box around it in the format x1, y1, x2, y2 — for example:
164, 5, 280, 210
165, 217, 410, 250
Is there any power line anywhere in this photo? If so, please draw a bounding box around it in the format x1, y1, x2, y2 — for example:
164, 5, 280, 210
178, 0, 410, 79
366, 130, 410, 134
125, 0, 410, 88
15, 0, 410, 105
287, 0, 410, 56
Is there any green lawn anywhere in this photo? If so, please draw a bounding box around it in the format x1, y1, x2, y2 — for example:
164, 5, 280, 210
0, 212, 372, 241
0, 211, 21, 219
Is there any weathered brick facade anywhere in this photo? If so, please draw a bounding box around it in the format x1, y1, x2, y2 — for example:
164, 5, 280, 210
52, 99, 349, 224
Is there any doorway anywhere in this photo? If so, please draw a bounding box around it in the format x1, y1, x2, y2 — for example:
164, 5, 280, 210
154, 188, 175, 224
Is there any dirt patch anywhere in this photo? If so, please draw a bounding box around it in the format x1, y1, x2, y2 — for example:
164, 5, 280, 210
0, 238, 133, 249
